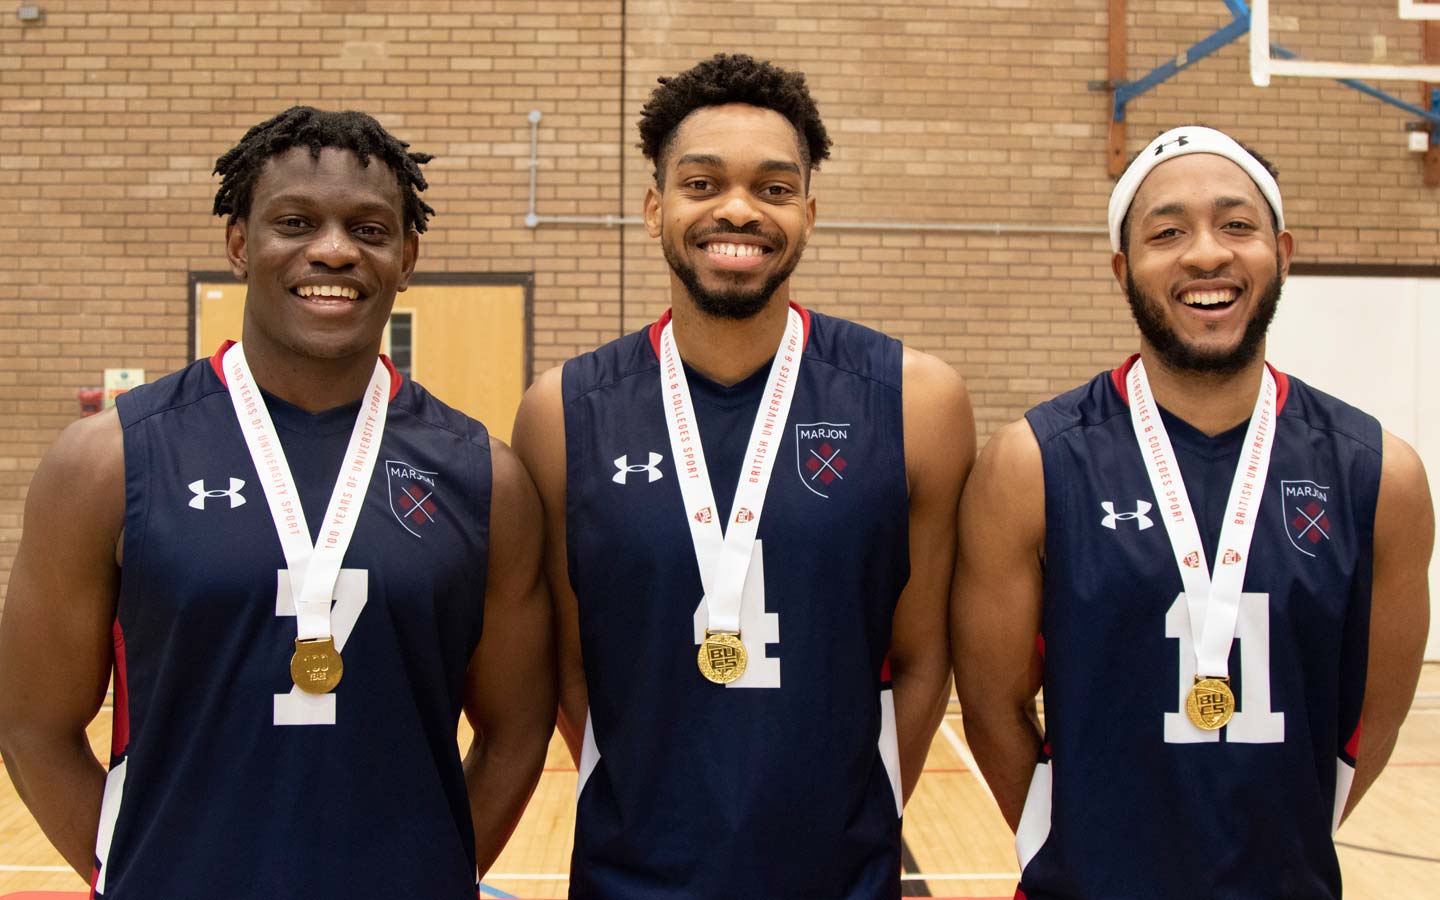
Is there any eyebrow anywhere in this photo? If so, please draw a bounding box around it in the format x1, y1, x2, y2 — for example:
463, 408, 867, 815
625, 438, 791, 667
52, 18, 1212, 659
1142, 195, 1258, 220
264, 195, 400, 219
673, 154, 803, 177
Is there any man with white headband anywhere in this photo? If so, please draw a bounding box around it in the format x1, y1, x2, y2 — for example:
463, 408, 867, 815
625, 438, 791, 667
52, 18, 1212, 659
0, 108, 555, 897
514, 54, 974, 898
952, 125, 1432, 897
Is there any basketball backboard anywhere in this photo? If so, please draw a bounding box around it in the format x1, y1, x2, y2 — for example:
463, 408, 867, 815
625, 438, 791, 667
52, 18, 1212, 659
1251, 0, 1440, 85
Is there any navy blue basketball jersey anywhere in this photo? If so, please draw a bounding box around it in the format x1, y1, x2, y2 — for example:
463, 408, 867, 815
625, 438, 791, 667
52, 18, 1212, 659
563, 306, 910, 900
1017, 356, 1381, 900
99, 345, 492, 900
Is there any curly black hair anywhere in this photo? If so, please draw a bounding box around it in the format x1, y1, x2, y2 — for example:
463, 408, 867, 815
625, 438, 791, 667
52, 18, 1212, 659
638, 54, 831, 188
213, 106, 435, 233
1118, 128, 1280, 255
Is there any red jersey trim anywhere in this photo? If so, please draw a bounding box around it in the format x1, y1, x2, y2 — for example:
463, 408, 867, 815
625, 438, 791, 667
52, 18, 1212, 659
110, 621, 130, 758
209, 340, 404, 401
1108, 355, 1290, 415
647, 302, 813, 361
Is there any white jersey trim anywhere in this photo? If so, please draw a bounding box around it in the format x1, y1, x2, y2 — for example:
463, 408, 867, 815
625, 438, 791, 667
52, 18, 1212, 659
577, 711, 601, 800
878, 688, 902, 818
93, 756, 128, 895
1332, 757, 1356, 835
1015, 760, 1053, 871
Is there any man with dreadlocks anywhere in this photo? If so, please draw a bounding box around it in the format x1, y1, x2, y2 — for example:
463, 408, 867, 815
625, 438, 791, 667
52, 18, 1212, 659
0, 107, 555, 898
513, 54, 974, 898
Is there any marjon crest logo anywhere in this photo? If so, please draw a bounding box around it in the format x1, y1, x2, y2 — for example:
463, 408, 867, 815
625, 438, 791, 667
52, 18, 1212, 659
387, 460, 440, 538
1281, 480, 1331, 558
795, 422, 849, 499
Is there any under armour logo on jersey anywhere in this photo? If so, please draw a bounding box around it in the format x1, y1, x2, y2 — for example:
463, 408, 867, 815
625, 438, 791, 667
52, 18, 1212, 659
1154, 134, 1190, 156
613, 452, 664, 484
1100, 500, 1153, 530
189, 478, 246, 510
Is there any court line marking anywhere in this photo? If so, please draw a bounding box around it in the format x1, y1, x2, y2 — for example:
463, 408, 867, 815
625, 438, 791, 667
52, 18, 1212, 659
477, 872, 1025, 883
939, 720, 996, 805
1335, 841, 1440, 864
902, 873, 1020, 881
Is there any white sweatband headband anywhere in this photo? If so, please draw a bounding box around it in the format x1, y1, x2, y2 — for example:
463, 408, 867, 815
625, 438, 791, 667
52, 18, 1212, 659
1107, 125, 1284, 253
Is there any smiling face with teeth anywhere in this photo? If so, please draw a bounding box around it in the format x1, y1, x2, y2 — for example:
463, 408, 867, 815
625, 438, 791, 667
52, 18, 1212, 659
644, 103, 816, 321
225, 145, 418, 373
1113, 153, 1294, 377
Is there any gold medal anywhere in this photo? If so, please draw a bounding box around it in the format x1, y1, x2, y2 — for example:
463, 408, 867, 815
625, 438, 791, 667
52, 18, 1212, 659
697, 631, 747, 684
1186, 676, 1235, 730
290, 636, 344, 694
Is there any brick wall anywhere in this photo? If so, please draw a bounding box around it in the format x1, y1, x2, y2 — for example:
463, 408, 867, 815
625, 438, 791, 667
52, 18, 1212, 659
2, 0, 1436, 601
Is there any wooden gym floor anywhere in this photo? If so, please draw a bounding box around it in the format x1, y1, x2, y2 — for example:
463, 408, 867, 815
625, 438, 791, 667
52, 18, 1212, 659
3, 664, 1437, 899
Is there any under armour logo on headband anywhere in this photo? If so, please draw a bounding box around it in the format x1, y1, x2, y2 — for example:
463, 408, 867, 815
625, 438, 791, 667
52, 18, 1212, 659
1154, 135, 1190, 155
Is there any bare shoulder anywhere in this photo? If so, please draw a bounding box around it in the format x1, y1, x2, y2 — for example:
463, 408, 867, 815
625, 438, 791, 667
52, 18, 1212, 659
963, 417, 1045, 539
1376, 429, 1434, 546
487, 435, 540, 515
900, 347, 974, 478
32, 409, 125, 523
511, 364, 567, 494
901, 346, 968, 406
10, 407, 126, 601
1379, 429, 1431, 498
980, 418, 1043, 472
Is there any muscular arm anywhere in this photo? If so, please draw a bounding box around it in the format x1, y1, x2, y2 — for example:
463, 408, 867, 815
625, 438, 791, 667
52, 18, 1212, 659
1343, 430, 1433, 820
950, 419, 1046, 831
891, 349, 974, 803
0, 411, 124, 876
462, 438, 556, 875
510, 366, 587, 765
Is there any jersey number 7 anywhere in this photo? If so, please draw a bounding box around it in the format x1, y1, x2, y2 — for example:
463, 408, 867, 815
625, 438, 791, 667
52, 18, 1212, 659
272, 567, 369, 726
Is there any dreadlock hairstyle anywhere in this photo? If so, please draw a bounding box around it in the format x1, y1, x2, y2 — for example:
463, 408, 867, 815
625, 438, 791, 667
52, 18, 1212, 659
638, 53, 832, 188
213, 106, 435, 233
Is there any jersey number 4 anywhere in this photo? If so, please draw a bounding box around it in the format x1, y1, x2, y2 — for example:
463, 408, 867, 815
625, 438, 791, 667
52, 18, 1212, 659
692, 540, 781, 689
1164, 591, 1285, 744
272, 568, 368, 726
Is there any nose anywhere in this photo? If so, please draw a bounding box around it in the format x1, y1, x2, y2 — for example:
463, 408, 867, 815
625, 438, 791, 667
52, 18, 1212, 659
1180, 225, 1234, 273
306, 223, 360, 269
712, 188, 762, 229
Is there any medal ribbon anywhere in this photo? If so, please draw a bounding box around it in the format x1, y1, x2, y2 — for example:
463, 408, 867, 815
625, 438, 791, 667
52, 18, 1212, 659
222, 343, 390, 642
1126, 359, 1278, 679
658, 307, 805, 634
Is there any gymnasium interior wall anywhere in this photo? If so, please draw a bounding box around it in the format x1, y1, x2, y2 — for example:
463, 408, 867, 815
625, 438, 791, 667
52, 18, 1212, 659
2, 0, 1437, 603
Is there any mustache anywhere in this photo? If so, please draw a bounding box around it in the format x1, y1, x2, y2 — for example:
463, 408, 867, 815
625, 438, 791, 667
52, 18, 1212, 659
691, 223, 779, 242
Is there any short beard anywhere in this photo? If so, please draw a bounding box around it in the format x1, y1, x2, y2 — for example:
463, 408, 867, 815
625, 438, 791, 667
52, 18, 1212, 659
1125, 267, 1282, 376
662, 226, 802, 321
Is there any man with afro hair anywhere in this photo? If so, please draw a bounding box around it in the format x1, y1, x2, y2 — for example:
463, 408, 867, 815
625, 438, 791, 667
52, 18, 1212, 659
0, 107, 555, 898
515, 54, 975, 899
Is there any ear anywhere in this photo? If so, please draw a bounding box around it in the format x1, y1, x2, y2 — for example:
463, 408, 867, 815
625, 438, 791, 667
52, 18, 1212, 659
1110, 250, 1129, 291
225, 220, 249, 280
397, 230, 420, 292
643, 185, 662, 239
804, 192, 816, 245
1275, 229, 1295, 281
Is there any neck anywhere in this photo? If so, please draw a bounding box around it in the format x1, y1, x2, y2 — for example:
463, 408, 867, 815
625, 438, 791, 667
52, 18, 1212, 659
1138, 344, 1267, 437
238, 332, 381, 413
669, 284, 792, 387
